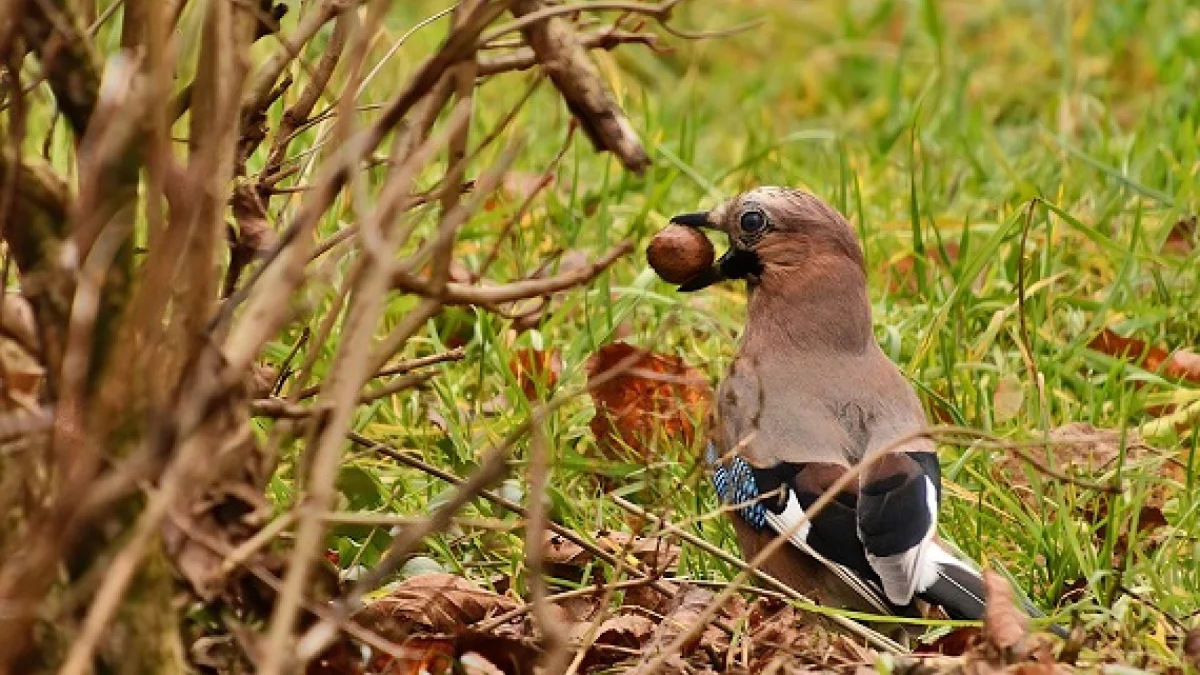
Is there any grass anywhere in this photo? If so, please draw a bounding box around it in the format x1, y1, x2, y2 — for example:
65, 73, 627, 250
259, 0, 1199, 669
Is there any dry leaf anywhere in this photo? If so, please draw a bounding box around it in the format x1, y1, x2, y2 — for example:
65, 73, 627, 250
886, 241, 961, 293
225, 185, 279, 297
641, 586, 724, 659
305, 638, 365, 675
1164, 215, 1196, 255
0, 292, 38, 353
993, 423, 1183, 515
586, 341, 712, 459
917, 627, 983, 657
0, 338, 44, 410
1088, 328, 1200, 385
355, 573, 520, 637
248, 363, 279, 399
460, 652, 505, 675
993, 375, 1024, 423
983, 570, 1028, 659
369, 637, 455, 675
1007, 664, 1062, 674
508, 348, 562, 400
574, 614, 655, 670
1183, 626, 1200, 671
542, 531, 680, 580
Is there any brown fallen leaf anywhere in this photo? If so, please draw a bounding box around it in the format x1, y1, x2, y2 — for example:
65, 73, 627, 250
355, 573, 520, 637
742, 597, 864, 671
248, 363, 280, 399
1088, 327, 1200, 385
983, 570, 1029, 658
993, 374, 1024, 423
460, 651, 506, 675
638, 586, 727, 660
224, 185, 279, 297
1163, 215, 1196, 256
1184, 626, 1200, 671
917, 627, 983, 657
305, 637, 366, 675
508, 348, 562, 400
0, 292, 37, 355
1006, 664, 1062, 675
573, 614, 656, 670
586, 341, 712, 459
886, 241, 961, 293
994, 423, 1184, 513
542, 530, 681, 581
369, 637, 455, 675
484, 170, 554, 211
0, 337, 44, 411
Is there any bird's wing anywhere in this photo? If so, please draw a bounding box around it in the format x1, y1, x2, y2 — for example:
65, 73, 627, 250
706, 442, 893, 615
855, 450, 988, 619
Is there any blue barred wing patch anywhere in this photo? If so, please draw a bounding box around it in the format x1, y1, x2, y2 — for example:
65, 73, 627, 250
705, 441, 768, 530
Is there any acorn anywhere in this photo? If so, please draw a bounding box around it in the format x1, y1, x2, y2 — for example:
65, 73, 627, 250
646, 224, 715, 284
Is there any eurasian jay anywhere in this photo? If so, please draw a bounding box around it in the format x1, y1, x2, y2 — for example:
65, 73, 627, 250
670, 186, 1041, 625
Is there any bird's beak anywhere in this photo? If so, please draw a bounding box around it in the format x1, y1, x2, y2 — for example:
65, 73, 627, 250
669, 211, 714, 230
678, 248, 742, 292
670, 210, 731, 292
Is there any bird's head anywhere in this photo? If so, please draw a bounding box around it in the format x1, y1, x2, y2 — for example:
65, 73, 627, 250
670, 187, 864, 293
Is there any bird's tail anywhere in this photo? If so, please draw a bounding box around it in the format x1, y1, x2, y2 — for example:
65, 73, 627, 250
920, 559, 986, 621
920, 547, 1068, 638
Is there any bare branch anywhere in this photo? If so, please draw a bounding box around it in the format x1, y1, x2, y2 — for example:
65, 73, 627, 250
392, 241, 633, 306
477, 28, 660, 76
509, 0, 649, 172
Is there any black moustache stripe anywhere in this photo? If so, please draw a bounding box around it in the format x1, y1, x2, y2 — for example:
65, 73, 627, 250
720, 249, 764, 279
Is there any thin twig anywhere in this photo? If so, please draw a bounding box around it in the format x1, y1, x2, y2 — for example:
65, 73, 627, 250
294, 347, 466, 400
392, 241, 633, 306
257, 100, 477, 675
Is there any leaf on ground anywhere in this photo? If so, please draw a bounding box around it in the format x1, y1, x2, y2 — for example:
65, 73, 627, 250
983, 570, 1028, 656
639, 586, 728, 660
572, 614, 656, 670
1082, 499, 1172, 558
995, 423, 1183, 511
485, 170, 553, 211
1088, 327, 1200, 384
248, 363, 279, 399
1163, 215, 1196, 255
305, 638, 366, 675
586, 341, 712, 459
1184, 626, 1200, 670
369, 637, 456, 675
0, 337, 44, 410
508, 348, 562, 400
225, 185, 278, 296
993, 374, 1024, 423
460, 651, 506, 675
356, 573, 520, 637
741, 597, 865, 671
918, 627, 983, 657
885, 241, 961, 293
367, 631, 537, 675
541, 530, 681, 583
0, 292, 37, 353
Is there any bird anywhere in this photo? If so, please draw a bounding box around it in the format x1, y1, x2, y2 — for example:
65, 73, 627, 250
668, 186, 1052, 629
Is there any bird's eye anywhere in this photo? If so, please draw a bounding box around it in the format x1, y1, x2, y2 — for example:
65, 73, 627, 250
740, 209, 767, 234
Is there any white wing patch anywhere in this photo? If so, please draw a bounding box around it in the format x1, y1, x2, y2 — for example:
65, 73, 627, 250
862, 476, 940, 605
764, 492, 892, 615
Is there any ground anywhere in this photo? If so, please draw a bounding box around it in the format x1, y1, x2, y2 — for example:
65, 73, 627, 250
269, 0, 1199, 671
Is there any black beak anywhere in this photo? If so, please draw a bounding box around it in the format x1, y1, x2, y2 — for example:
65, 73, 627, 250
671, 210, 721, 291
671, 210, 753, 292
676, 261, 727, 292
669, 211, 713, 229
676, 246, 763, 293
